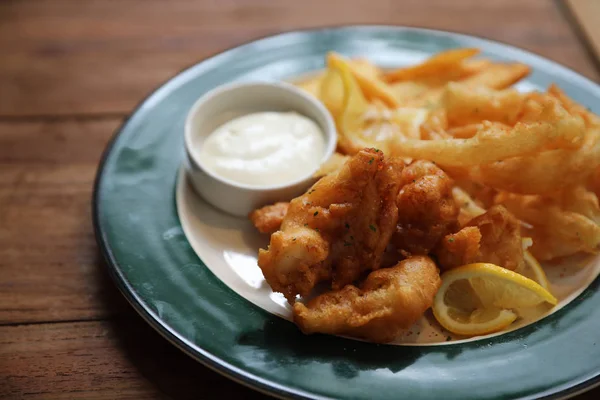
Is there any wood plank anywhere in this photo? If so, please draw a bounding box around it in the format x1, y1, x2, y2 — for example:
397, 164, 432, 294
0, 0, 597, 117
0, 315, 266, 399
0, 119, 128, 324
566, 0, 600, 63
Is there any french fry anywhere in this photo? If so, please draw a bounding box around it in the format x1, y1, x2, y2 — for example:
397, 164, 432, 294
442, 83, 526, 127
419, 108, 450, 140
390, 81, 430, 105
392, 98, 585, 167
458, 63, 531, 90
547, 84, 600, 128
496, 188, 600, 260
447, 124, 481, 139
470, 128, 600, 194
390, 60, 492, 106
385, 48, 480, 82
417, 59, 492, 87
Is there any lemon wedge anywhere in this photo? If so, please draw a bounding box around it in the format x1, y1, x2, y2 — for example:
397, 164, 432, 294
517, 250, 551, 290
432, 263, 557, 336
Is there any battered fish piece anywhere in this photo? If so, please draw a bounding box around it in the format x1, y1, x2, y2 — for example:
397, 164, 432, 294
393, 160, 459, 255
293, 256, 441, 343
436, 205, 524, 271
249, 202, 289, 234
258, 149, 404, 302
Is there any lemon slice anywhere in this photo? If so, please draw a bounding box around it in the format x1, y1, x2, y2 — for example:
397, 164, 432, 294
433, 263, 557, 336
517, 250, 551, 290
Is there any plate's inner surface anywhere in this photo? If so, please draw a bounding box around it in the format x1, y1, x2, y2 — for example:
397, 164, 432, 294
175, 47, 600, 345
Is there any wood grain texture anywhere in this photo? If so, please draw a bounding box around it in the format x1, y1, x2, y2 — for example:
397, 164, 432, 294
566, 0, 600, 63
0, 311, 266, 399
0, 0, 597, 117
0, 119, 127, 324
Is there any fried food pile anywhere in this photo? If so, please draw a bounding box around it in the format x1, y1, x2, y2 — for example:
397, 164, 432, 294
250, 48, 600, 343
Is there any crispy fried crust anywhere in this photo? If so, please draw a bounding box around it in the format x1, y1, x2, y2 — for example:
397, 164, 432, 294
249, 202, 289, 234
293, 256, 441, 343
392, 160, 459, 255
257, 149, 404, 302
436, 205, 523, 271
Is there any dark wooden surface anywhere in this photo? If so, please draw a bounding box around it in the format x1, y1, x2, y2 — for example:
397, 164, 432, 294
1, 1, 599, 398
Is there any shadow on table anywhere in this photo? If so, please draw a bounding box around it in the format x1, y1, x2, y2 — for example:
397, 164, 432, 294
94, 252, 269, 400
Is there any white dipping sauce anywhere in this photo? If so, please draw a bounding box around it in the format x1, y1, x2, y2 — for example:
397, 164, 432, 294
199, 111, 325, 187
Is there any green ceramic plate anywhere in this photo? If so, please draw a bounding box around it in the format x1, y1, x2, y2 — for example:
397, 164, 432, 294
94, 26, 600, 399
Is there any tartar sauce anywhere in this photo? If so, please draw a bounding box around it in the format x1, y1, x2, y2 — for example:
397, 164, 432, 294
199, 112, 325, 186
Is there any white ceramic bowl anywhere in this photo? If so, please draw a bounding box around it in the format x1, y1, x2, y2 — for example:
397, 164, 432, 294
183, 81, 337, 217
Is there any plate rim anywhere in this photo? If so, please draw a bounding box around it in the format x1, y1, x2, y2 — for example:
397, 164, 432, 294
92, 24, 600, 400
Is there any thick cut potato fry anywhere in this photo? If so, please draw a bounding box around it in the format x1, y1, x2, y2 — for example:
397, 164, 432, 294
447, 124, 481, 139
469, 127, 600, 194
405, 63, 529, 109
443, 83, 526, 127
390, 81, 430, 105
547, 84, 600, 128
391, 97, 585, 166
562, 186, 600, 223
458, 63, 531, 90
496, 188, 600, 260
419, 108, 450, 140
385, 48, 480, 82
390, 59, 492, 105
418, 59, 492, 87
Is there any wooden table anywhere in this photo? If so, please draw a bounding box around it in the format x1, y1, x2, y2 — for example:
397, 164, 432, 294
1, 1, 599, 398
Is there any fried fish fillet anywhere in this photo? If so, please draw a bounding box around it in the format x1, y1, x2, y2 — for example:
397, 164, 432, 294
257, 149, 404, 302
249, 202, 290, 234
392, 160, 459, 255
435, 205, 524, 271
293, 255, 441, 343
